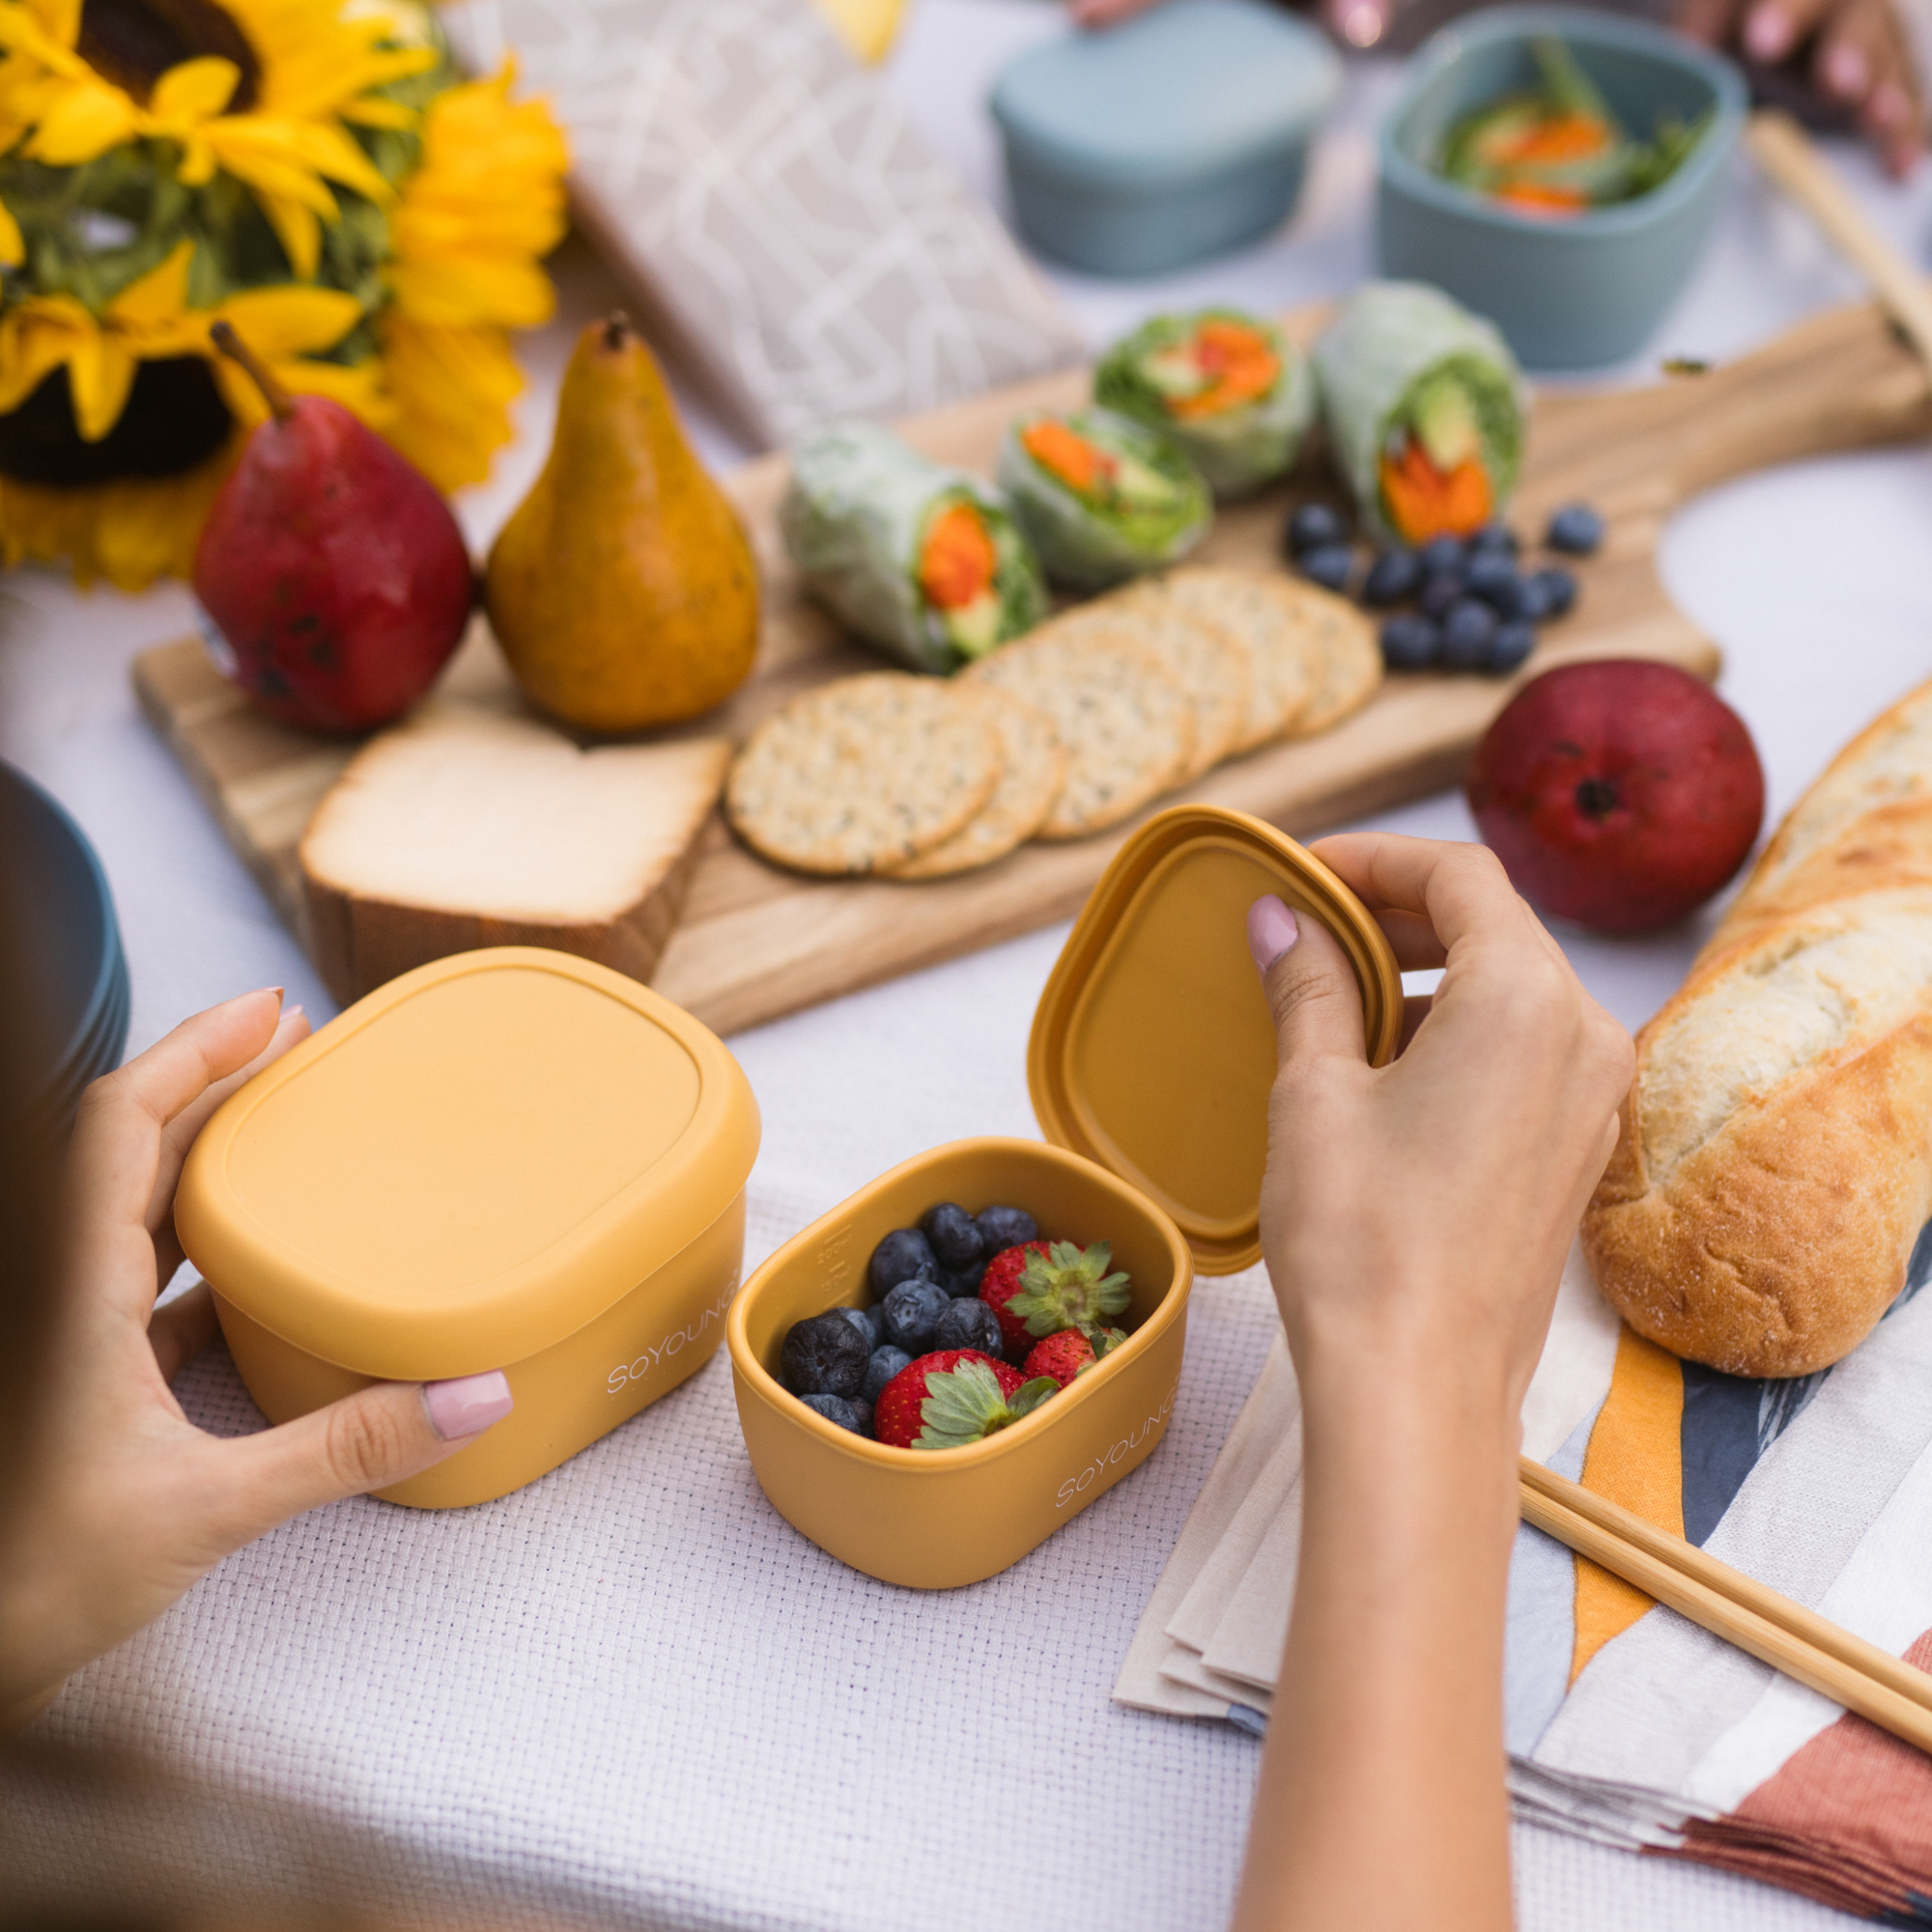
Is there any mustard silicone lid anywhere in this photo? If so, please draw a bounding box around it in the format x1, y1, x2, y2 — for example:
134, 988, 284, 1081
1028, 807, 1402, 1275
176, 948, 761, 1381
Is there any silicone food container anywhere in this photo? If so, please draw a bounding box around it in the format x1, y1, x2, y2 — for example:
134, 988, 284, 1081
989, 0, 1341, 278
727, 807, 1401, 1587
1377, 8, 1746, 368
177, 948, 759, 1509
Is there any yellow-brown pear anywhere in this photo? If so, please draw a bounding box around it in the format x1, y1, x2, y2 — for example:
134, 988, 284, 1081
487, 314, 759, 730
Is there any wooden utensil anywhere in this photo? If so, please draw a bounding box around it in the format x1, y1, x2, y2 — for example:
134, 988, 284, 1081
1747, 108, 1932, 375
1520, 1456, 1932, 1752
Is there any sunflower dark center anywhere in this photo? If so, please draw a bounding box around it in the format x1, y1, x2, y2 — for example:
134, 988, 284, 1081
0, 358, 234, 488
77, 0, 261, 110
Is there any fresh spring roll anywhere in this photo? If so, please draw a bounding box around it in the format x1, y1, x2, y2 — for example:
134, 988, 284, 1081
1311, 281, 1527, 546
781, 422, 1048, 672
1094, 308, 1316, 498
995, 408, 1211, 593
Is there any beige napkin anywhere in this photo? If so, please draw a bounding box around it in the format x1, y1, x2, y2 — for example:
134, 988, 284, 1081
443, 0, 1086, 449
1115, 1240, 1621, 1723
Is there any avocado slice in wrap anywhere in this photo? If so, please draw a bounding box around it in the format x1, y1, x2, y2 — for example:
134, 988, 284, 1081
1311, 282, 1527, 546
1094, 308, 1316, 499
781, 422, 1048, 673
996, 407, 1211, 592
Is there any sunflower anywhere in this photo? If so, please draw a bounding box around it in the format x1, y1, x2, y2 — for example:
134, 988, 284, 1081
0, 0, 566, 587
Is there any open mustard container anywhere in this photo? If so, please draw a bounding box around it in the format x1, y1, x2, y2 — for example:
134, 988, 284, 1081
727, 806, 1401, 1588
177, 947, 760, 1509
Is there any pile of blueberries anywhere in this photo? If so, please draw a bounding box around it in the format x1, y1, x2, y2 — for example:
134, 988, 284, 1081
1284, 501, 1604, 677
776, 1201, 1038, 1438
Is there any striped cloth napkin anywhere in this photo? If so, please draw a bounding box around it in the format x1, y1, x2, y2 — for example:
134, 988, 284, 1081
1116, 1235, 1932, 1921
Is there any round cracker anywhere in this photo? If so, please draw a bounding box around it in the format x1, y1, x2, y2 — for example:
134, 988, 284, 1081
726, 672, 1001, 875
879, 686, 1067, 879
1053, 591, 1251, 781
1151, 567, 1321, 751
964, 629, 1193, 839
1268, 581, 1383, 737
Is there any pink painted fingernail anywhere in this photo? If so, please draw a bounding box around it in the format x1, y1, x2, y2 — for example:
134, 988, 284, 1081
1247, 896, 1299, 975
1746, 5, 1789, 58
282, 1004, 305, 1024
423, 1371, 513, 1440
1825, 41, 1869, 96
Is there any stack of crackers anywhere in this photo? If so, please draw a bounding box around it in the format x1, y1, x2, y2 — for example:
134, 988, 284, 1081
724, 568, 1381, 880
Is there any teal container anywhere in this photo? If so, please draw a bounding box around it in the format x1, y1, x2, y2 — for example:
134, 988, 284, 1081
990, 0, 1341, 279
1377, 8, 1747, 369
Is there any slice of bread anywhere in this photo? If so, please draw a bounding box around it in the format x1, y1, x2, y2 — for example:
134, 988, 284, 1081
300, 702, 728, 1006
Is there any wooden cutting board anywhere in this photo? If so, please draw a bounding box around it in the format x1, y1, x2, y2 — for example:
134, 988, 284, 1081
133, 301, 1932, 1037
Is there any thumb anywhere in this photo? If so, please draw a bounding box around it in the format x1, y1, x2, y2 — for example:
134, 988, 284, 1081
1247, 895, 1368, 1071
212, 1371, 514, 1538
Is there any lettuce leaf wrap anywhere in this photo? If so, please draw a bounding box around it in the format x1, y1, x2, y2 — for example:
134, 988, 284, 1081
995, 408, 1211, 592
1310, 282, 1527, 546
781, 423, 1048, 673
1094, 309, 1315, 498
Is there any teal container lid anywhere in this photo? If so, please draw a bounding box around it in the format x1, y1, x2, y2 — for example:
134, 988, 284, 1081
991, 0, 1342, 192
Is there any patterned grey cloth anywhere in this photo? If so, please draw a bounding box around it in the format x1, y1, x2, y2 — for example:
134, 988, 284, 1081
444, 0, 1086, 448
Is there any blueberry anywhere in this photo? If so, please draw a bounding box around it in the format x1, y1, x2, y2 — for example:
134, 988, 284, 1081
938, 1257, 987, 1298
1418, 534, 1465, 575
1468, 521, 1519, 554
921, 1202, 982, 1270
1547, 503, 1604, 554
1296, 542, 1352, 593
1503, 574, 1550, 622
867, 1228, 936, 1298
976, 1206, 1038, 1252
800, 1392, 860, 1433
838, 1304, 883, 1350
780, 1312, 870, 1398
881, 1278, 949, 1354
863, 1344, 913, 1404
1379, 613, 1441, 670
1532, 566, 1577, 617
1286, 502, 1347, 557
850, 1397, 874, 1437
1463, 550, 1516, 604
1441, 598, 1498, 668
1418, 570, 1463, 619
1361, 548, 1421, 608
1489, 620, 1537, 674
935, 1297, 1005, 1356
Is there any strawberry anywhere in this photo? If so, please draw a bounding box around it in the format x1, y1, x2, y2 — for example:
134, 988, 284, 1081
1022, 1324, 1127, 1389
874, 1350, 1058, 1451
1003, 1239, 1130, 1345
980, 1240, 1051, 1350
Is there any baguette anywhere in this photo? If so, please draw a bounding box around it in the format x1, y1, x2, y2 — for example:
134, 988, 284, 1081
1582, 886, 1932, 1377
300, 703, 728, 1006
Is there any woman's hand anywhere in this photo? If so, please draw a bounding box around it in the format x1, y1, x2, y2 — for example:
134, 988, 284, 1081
0, 990, 514, 1730
1235, 834, 1633, 1932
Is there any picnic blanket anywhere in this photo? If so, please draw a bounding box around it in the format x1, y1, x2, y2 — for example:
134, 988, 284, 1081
1118, 1233, 1932, 1921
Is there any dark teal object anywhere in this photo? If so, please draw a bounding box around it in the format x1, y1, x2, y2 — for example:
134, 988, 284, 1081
990, 0, 1341, 278
1, 760, 129, 1136
1377, 8, 1747, 369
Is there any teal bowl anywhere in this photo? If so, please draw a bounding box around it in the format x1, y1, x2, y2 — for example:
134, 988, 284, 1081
1377, 7, 1747, 369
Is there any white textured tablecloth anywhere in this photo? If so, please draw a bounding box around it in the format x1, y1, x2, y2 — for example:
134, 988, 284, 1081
11, 7, 1932, 1926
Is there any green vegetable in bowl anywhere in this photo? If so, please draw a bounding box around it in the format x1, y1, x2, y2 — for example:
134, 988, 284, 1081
996, 407, 1211, 591
1437, 37, 1713, 216
1094, 309, 1316, 498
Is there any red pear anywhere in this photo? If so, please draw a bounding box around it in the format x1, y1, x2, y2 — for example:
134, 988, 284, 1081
1465, 659, 1764, 935
192, 322, 473, 733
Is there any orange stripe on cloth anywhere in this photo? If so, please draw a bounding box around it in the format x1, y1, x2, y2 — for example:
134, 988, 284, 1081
1570, 1325, 1685, 1684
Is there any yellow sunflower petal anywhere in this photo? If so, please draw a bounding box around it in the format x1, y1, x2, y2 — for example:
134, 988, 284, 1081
197, 122, 343, 217
336, 93, 414, 129
0, 197, 22, 267
149, 55, 239, 122
257, 193, 321, 279
106, 239, 194, 329
379, 315, 521, 491
213, 282, 362, 357
65, 329, 137, 440
0, 298, 90, 412
26, 75, 137, 162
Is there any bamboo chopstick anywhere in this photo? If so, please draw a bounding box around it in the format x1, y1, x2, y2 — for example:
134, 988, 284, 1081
1518, 1456, 1932, 1754
1746, 108, 1932, 377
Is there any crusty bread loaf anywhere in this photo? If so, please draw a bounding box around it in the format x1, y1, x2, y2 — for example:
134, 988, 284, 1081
1583, 887, 1932, 1377
300, 702, 728, 1006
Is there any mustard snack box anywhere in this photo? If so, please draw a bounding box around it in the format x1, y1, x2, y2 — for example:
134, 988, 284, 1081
728, 806, 1401, 1587
177, 948, 760, 1508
